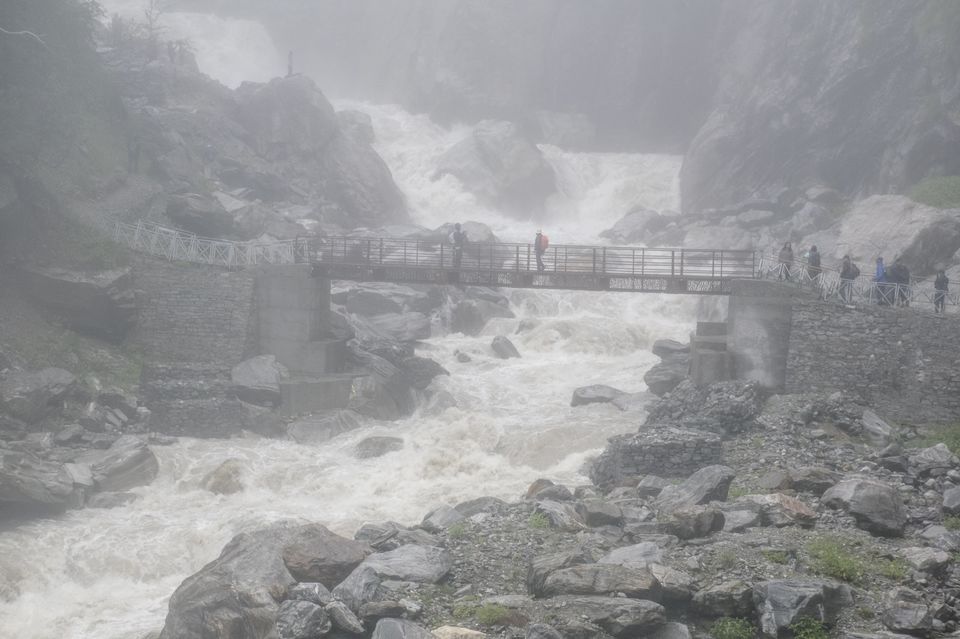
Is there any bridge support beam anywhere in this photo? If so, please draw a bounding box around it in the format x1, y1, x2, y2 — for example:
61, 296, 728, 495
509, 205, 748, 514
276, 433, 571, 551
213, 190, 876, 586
727, 279, 797, 390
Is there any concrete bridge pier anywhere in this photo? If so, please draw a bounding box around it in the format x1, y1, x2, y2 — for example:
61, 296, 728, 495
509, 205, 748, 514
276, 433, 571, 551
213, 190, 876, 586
256, 265, 352, 415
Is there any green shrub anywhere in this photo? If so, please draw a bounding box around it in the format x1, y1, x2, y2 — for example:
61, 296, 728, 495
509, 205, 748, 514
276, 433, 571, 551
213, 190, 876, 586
910, 176, 960, 209
945, 516, 960, 531
910, 424, 960, 455
474, 604, 512, 626
789, 617, 829, 639
877, 558, 908, 580
715, 549, 739, 570
710, 617, 756, 639
447, 521, 467, 539
806, 538, 865, 584
762, 549, 790, 565
528, 512, 550, 529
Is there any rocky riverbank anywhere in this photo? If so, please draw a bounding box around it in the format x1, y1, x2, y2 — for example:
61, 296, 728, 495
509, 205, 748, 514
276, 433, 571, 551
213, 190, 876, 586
149, 380, 960, 639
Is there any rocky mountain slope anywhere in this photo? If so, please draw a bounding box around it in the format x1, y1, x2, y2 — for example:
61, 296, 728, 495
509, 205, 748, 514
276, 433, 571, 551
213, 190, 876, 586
196, 0, 960, 212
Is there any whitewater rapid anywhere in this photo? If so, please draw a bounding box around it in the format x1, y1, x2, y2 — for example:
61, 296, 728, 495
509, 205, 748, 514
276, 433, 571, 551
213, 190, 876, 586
0, 12, 696, 639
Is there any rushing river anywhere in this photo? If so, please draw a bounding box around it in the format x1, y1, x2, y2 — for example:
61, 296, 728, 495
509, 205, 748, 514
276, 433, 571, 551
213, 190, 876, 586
0, 9, 695, 638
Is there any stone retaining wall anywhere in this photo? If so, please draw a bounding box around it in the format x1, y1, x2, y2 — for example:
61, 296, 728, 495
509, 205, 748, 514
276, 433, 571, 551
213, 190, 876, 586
786, 298, 960, 423
590, 427, 723, 488
131, 257, 257, 365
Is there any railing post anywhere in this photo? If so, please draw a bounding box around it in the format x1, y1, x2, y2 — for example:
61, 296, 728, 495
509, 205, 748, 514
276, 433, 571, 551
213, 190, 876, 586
680, 249, 685, 277
592, 248, 597, 273
602, 247, 606, 274
515, 245, 520, 271
671, 250, 675, 278
527, 245, 531, 271
379, 239, 383, 264
440, 242, 444, 268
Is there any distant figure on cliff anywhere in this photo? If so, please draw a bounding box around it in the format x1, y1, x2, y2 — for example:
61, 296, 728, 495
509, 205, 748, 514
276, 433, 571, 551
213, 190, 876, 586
534, 229, 549, 272
449, 222, 466, 268
777, 242, 793, 280
935, 269, 949, 314
839, 255, 859, 304
287, 50, 294, 78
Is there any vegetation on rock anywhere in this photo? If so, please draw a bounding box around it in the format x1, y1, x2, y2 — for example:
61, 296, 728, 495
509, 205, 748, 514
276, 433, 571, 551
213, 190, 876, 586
909, 176, 960, 209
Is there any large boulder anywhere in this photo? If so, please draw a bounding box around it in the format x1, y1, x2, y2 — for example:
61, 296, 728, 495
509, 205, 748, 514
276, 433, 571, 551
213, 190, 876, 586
643, 360, 689, 397
598, 543, 664, 569
364, 312, 432, 343
538, 564, 661, 600
201, 459, 245, 495
436, 120, 556, 218
491, 336, 521, 359
372, 619, 436, 639
73, 435, 159, 492
159, 522, 368, 638
275, 600, 331, 639
231, 355, 288, 407
166, 193, 235, 237
333, 545, 452, 612
654, 465, 735, 514
0, 368, 77, 424
908, 443, 960, 477
14, 266, 137, 342
753, 580, 852, 637
821, 478, 907, 537
571, 385, 625, 407
881, 587, 933, 636
600, 208, 666, 244
451, 299, 515, 336
0, 448, 80, 511
551, 596, 665, 638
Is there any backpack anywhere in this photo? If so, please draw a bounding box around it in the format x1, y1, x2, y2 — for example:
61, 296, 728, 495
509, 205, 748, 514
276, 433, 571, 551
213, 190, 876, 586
538, 234, 549, 251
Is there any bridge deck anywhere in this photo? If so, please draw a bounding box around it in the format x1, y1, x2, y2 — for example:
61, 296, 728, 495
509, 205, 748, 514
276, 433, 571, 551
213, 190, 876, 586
312, 237, 756, 294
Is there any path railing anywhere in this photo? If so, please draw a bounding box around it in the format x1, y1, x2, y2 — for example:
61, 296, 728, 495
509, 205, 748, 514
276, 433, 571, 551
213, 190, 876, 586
113, 220, 311, 268
758, 255, 957, 311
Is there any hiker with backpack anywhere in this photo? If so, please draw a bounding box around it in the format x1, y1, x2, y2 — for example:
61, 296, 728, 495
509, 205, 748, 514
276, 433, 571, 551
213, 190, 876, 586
839, 255, 859, 304
534, 230, 549, 271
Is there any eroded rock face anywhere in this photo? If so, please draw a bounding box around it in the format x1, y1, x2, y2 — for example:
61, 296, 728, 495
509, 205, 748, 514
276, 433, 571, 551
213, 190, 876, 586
753, 580, 852, 637
821, 477, 907, 537
0, 448, 79, 511
0, 368, 77, 424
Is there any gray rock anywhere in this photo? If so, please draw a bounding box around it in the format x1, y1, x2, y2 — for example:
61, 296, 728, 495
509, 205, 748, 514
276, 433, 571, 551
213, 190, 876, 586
551, 595, 665, 638
571, 385, 626, 407
539, 564, 660, 600
398, 356, 448, 390
662, 504, 725, 539
159, 523, 360, 639
650, 622, 692, 639
526, 623, 564, 639
281, 526, 371, 587
918, 524, 960, 552
882, 588, 932, 636
527, 548, 593, 596
643, 360, 689, 397
364, 312, 431, 343
821, 477, 907, 537
54, 423, 87, 445
333, 545, 452, 612
722, 507, 764, 533
166, 193, 235, 237
644, 380, 762, 436
535, 484, 574, 501
534, 500, 585, 531
436, 120, 556, 217
753, 580, 852, 637
649, 564, 695, 604
231, 355, 287, 407
355, 436, 404, 459
287, 582, 333, 606
337, 109, 375, 145
944, 486, 960, 515
0, 449, 79, 509
575, 500, 623, 527
600, 209, 665, 244
491, 336, 521, 359
598, 542, 663, 569
860, 409, 896, 447
909, 444, 960, 477
788, 467, 841, 496
74, 435, 159, 492
736, 493, 818, 528
200, 459, 244, 495
360, 602, 406, 625
691, 580, 753, 618
421, 505, 466, 532
326, 599, 366, 634
288, 410, 364, 445
637, 475, 671, 498
652, 340, 690, 359
654, 465, 735, 514
451, 299, 514, 336
900, 547, 951, 575
454, 496, 509, 517
0, 368, 77, 423
372, 618, 435, 639
276, 600, 331, 639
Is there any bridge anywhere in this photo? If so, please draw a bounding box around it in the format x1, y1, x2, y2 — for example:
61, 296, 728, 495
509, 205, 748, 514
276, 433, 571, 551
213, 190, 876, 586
114, 220, 957, 307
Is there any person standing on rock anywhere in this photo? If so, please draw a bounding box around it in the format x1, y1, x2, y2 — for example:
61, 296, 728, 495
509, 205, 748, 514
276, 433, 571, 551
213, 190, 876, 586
449, 223, 466, 268
935, 269, 949, 314
839, 255, 859, 304
534, 229, 549, 272
777, 242, 794, 280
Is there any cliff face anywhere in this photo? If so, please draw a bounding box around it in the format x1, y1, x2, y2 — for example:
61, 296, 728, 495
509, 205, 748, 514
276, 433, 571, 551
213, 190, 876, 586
680, 0, 960, 212
202, 0, 960, 211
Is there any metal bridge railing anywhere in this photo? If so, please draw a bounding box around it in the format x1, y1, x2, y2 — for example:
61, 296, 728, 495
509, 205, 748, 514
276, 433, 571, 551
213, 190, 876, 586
316, 236, 757, 279
758, 255, 957, 311
113, 220, 312, 268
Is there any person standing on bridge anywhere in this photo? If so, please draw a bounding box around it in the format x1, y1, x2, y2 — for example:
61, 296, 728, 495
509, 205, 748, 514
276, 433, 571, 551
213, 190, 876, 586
534, 229, 549, 272
874, 256, 892, 305
778, 242, 794, 281
806, 245, 822, 294
935, 269, 949, 314
449, 223, 467, 268
839, 255, 859, 304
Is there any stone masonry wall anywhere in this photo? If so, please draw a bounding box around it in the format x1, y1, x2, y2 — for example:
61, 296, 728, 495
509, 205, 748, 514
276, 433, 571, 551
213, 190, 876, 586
131, 257, 257, 366
786, 298, 960, 423
590, 427, 723, 488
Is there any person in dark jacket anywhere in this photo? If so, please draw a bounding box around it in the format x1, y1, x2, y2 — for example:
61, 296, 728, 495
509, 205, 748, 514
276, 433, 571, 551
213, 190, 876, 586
935, 269, 949, 314
839, 255, 859, 304
806, 245, 821, 280
777, 242, 794, 281
534, 230, 549, 272
449, 223, 466, 268
874, 256, 892, 305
